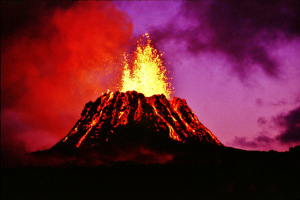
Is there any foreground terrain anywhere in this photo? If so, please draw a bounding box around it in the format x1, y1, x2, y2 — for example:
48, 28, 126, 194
2, 146, 299, 200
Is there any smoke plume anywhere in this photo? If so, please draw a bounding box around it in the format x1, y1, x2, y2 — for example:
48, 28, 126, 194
1, 1, 133, 166
151, 0, 300, 79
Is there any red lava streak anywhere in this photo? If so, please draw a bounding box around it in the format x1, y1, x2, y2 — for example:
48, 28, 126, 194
57, 91, 222, 149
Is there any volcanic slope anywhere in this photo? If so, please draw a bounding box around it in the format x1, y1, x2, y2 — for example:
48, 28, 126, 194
50, 91, 222, 154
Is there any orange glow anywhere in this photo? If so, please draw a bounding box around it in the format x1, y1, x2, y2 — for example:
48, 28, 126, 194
74, 92, 116, 148
134, 99, 143, 121
171, 102, 194, 133
76, 117, 99, 148
120, 33, 172, 99
148, 98, 182, 142
61, 90, 222, 149
63, 136, 68, 142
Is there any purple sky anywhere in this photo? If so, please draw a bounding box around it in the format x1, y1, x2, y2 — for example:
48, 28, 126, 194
1, 0, 299, 162
114, 1, 300, 151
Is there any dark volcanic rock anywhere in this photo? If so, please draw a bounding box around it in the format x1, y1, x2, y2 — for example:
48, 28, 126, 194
35, 91, 222, 164
52, 91, 222, 150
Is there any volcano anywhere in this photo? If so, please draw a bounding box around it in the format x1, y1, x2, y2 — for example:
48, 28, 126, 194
43, 91, 222, 162
9, 90, 300, 199
36, 34, 222, 163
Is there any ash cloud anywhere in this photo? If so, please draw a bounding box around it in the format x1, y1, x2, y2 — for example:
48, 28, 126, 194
233, 106, 300, 150
150, 0, 300, 79
232, 137, 259, 148
257, 117, 268, 126
274, 106, 300, 144
232, 135, 275, 149
1, 1, 133, 167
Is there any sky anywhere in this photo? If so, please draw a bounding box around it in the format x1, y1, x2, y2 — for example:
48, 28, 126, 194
1, 1, 300, 165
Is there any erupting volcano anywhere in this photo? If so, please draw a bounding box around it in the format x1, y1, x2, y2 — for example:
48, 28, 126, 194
53, 91, 221, 149
45, 34, 222, 163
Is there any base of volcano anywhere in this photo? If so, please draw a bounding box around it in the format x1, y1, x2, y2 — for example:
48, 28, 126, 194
2, 146, 300, 200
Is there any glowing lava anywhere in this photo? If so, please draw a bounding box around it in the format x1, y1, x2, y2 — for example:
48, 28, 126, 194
56, 91, 222, 149
52, 33, 222, 150
121, 33, 172, 99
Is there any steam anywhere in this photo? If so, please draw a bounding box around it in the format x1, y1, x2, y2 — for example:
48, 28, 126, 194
1, 1, 133, 166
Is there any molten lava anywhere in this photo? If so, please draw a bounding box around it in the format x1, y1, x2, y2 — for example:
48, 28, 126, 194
50, 33, 222, 157
53, 91, 222, 150
121, 33, 172, 99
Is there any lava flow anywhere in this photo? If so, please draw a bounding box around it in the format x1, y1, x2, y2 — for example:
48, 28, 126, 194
50, 34, 222, 154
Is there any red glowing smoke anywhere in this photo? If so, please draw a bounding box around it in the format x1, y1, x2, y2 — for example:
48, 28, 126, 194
1, 1, 133, 163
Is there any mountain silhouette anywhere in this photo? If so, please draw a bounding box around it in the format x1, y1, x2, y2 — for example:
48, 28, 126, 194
35, 91, 222, 163
5, 92, 300, 200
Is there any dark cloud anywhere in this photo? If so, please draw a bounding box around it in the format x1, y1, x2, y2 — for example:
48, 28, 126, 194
243, 105, 300, 150
257, 117, 268, 126
1, 1, 74, 44
275, 106, 300, 144
256, 135, 274, 143
151, 0, 300, 79
233, 105, 300, 149
232, 134, 275, 149
232, 137, 258, 148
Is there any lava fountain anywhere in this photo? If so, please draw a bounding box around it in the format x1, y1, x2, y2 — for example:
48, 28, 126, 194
120, 33, 172, 99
